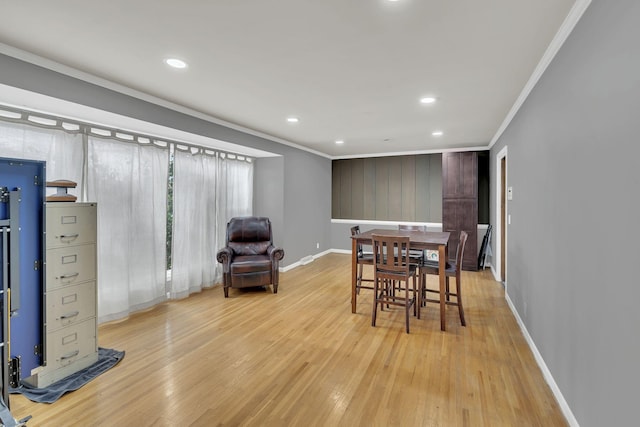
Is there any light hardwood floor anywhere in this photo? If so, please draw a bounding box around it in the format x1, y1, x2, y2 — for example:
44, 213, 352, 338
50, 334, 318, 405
11, 253, 567, 426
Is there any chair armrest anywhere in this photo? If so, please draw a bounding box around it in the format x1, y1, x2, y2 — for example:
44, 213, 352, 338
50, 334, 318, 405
267, 246, 285, 262
216, 247, 234, 272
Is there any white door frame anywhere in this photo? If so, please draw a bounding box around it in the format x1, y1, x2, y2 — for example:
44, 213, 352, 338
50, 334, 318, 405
495, 146, 508, 285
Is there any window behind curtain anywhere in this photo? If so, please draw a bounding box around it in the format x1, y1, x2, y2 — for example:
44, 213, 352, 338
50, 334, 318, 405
1, 109, 256, 322
171, 149, 219, 298
86, 137, 169, 322
170, 150, 254, 298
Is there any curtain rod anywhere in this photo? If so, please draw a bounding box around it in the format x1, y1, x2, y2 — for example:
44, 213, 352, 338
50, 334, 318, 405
0, 104, 253, 162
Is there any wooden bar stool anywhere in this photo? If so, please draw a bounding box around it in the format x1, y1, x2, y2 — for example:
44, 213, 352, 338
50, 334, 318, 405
420, 230, 468, 326
371, 234, 418, 333
350, 226, 374, 294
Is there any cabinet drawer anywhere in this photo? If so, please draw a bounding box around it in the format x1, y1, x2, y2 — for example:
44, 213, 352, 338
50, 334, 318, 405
45, 318, 97, 369
46, 203, 96, 248
46, 282, 96, 330
46, 244, 96, 289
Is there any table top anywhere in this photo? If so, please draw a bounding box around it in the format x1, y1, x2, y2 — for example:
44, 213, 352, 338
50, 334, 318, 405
352, 228, 450, 248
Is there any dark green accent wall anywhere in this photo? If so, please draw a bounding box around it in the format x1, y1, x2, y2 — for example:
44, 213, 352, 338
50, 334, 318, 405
333, 152, 490, 223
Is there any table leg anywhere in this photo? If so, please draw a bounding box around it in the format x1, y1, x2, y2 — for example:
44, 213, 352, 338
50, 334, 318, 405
351, 238, 357, 313
439, 244, 446, 331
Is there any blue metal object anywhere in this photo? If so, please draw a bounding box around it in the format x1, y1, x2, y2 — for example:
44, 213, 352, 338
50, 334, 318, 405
0, 157, 45, 383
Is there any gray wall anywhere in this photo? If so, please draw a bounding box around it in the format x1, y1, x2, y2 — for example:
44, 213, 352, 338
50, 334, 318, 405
0, 54, 331, 268
254, 156, 285, 247
283, 150, 332, 257
490, 1, 640, 425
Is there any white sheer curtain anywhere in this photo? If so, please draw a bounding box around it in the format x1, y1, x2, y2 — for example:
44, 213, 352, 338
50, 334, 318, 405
217, 156, 254, 261
218, 154, 254, 220
171, 149, 219, 298
171, 151, 253, 298
0, 121, 84, 193
87, 136, 169, 322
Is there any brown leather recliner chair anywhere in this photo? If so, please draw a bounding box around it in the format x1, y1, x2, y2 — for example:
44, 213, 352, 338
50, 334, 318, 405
216, 216, 285, 297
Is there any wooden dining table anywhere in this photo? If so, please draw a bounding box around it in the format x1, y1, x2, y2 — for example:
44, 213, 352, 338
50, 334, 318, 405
351, 228, 451, 331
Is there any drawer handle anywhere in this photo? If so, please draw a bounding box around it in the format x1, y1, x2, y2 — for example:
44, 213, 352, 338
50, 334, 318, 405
59, 272, 79, 280
60, 311, 80, 320
60, 233, 79, 241
60, 350, 80, 360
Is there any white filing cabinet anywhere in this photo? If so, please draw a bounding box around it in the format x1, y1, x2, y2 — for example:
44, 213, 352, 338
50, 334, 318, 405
24, 202, 98, 388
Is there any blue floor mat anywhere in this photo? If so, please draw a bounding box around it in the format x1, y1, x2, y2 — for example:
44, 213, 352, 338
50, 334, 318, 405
10, 348, 125, 404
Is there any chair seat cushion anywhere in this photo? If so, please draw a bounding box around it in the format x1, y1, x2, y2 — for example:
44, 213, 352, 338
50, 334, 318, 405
230, 255, 272, 274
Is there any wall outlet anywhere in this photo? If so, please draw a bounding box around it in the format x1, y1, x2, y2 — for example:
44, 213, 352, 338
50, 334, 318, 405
316, 242, 320, 249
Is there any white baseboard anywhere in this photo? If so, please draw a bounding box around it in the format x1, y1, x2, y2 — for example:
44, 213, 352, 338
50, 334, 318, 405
280, 249, 333, 272
490, 263, 500, 282
504, 293, 579, 427
331, 249, 350, 255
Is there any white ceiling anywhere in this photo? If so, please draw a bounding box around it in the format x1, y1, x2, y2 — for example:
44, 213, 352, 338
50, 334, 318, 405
0, 0, 581, 158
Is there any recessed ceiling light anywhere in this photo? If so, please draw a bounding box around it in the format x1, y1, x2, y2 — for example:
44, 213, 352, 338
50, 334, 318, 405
165, 58, 187, 69
335, 140, 344, 145
287, 117, 299, 123
432, 131, 444, 136
420, 97, 436, 104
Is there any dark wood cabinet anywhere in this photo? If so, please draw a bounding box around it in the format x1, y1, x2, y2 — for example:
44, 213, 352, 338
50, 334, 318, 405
442, 152, 478, 271
443, 152, 477, 199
